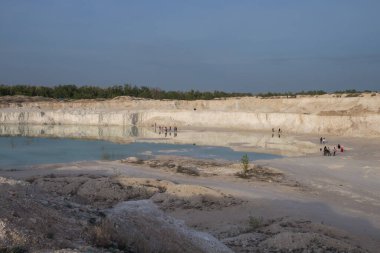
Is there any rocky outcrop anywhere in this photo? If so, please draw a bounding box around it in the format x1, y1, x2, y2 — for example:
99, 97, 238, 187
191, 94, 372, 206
0, 95, 379, 137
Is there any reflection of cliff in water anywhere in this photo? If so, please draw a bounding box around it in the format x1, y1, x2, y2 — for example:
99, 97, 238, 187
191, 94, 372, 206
0, 124, 318, 157
0, 124, 139, 142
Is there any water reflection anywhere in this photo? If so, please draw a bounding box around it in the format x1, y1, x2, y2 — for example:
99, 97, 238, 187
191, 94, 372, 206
0, 124, 318, 156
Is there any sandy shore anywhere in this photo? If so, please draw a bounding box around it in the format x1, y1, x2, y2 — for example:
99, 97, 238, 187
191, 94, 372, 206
1, 135, 380, 252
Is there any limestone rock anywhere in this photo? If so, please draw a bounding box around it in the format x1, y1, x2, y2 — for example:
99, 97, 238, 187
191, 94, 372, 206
121, 156, 142, 164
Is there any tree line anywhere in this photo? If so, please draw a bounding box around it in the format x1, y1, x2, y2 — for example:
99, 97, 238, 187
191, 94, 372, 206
0, 84, 373, 100
0, 84, 251, 100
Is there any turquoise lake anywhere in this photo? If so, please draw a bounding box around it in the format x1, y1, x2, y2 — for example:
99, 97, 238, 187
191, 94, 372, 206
0, 136, 281, 170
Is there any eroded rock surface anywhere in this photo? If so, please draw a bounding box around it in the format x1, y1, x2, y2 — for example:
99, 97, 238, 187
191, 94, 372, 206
0, 172, 374, 252
1, 95, 380, 136
222, 218, 368, 253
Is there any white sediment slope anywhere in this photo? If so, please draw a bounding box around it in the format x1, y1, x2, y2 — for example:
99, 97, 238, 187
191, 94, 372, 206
0, 94, 379, 136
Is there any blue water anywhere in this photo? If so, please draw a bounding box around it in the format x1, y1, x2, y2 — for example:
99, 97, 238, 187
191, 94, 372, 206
0, 136, 281, 169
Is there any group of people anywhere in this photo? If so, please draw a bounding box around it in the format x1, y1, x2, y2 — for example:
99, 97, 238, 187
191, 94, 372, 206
272, 128, 282, 138
320, 137, 344, 156
322, 146, 336, 156
153, 123, 178, 137
157, 125, 178, 133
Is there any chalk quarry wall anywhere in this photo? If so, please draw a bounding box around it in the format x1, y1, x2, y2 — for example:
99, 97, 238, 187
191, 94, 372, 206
0, 95, 379, 137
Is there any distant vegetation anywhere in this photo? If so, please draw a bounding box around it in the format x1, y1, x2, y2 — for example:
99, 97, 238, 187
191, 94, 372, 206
0, 84, 376, 100
0, 84, 250, 100
255, 90, 327, 98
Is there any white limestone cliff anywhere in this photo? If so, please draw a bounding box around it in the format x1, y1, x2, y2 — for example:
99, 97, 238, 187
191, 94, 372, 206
0, 94, 379, 137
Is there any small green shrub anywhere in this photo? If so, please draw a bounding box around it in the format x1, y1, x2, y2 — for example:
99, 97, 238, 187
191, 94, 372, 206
241, 154, 249, 176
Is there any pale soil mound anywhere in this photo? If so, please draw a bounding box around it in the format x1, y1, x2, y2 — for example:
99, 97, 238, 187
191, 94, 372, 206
30, 174, 241, 211
151, 184, 242, 211
30, 175, 164, 208
318, 104, 375, 116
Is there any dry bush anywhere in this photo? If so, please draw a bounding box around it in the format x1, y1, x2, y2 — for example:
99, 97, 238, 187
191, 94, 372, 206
88, 219, 118, 249
248, 216, 264, 231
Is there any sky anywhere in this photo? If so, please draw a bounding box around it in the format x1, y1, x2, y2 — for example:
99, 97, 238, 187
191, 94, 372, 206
0, 0, 379, 93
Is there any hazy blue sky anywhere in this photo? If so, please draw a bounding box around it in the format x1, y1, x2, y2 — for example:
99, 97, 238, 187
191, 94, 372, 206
1, 0, 379, 92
